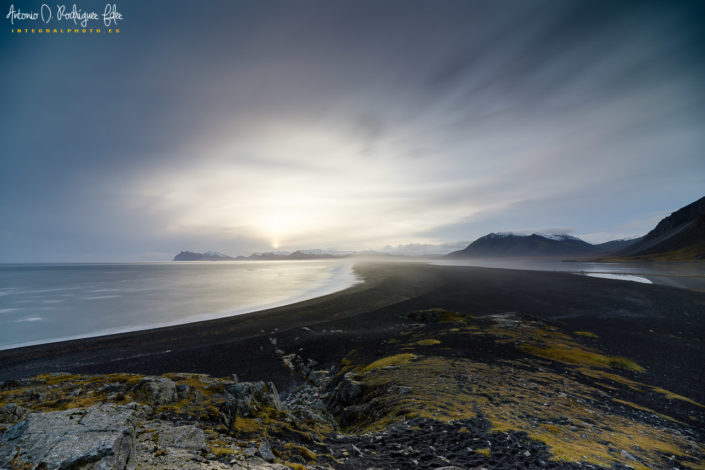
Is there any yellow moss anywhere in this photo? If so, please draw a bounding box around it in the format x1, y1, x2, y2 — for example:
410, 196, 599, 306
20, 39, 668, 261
34, 373, 81, 385
540, 423, 561, 434
594, 381, 618, 391
348, 354, 701, 468
282, 462, 307, 470
574, 331, 598, 338
284, 442, 317, 461
651, 387, 705, 408
521, 344, 644, 372
475, 448, 491, 457
340, 358, 352, 366
458, 426, 469, 433
577, 368, 645, 390
437, 309, 466, 323
612, 399, 685, 425
362, 353, 417, 373
211, 445, 234, 456
416, 339, 441, 346
232, 417, 264, 434
579, 369, 703, 408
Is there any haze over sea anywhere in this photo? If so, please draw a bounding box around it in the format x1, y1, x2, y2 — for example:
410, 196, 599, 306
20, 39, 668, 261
0, 260, 360, 350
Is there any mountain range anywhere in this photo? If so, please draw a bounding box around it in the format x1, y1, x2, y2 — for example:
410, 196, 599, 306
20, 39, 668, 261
174, 196, 705, 262
446, 233, 637, 258
448, 196, 704, 260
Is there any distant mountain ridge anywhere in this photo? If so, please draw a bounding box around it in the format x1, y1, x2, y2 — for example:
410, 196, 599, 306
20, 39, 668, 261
614, 196, 705, 260
173, 251, 235, 261
447, 233, 637, 258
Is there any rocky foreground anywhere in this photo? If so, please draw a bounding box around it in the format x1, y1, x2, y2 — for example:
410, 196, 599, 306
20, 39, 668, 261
1, 308, 704, 470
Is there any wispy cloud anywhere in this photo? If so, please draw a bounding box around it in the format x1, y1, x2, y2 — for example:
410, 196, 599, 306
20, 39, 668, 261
1, 0, 704, 260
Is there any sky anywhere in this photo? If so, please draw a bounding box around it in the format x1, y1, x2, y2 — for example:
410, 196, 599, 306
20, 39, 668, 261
1, 0, 704, 262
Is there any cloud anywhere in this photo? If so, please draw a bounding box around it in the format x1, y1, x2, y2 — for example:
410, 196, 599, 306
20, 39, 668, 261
1, 0, 704, 261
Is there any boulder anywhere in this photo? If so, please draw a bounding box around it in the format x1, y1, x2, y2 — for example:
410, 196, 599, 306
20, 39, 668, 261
326, 372, 364, 417
225, 381, 282, 416
132, 377, 178, 405
157, 424, 206, 451
0, 404, 28, 425
257, 440, 275, 462
0, 404, 136, 470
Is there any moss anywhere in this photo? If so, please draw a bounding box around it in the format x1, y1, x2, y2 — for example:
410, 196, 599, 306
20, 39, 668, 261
612, 398, 686, 425
347, 354, 701, 468
284, 442, 317, 461
416, 339, 441, 346
210, 445, 234, 456
437, 309, 466, 323
651, 387, 705, 408
282, 462, 307, 470
520, 344, 645, 372
607, 356, 645, 372
475, 448, 491, 457
340, 358, 352, 366
574, 331, 598, 338
232, 417, 265, 434
362, 353, 417, 373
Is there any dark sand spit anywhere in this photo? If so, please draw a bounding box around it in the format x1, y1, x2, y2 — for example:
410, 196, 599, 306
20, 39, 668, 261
1, 262, 704, 469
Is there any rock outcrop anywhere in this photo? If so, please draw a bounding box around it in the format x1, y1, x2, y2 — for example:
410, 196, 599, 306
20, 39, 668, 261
132, 377, 178, 405
0, 404, 137, 470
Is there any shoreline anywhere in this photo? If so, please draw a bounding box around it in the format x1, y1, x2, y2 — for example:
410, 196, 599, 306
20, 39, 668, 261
1, 262, 703, 398
0, 262, 442, 380
1, 261, 704, 468
0, 259, 364, 352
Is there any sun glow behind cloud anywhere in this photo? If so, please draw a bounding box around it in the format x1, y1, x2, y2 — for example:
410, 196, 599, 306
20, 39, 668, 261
132, 121, 482, 252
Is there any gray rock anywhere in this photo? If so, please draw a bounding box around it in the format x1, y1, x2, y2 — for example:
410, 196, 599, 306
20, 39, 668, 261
0, 404, 28, 425
157, 424, 206, 451
621, 449, 638, 461
308, 369, 330, 387
225, 381, 282, 417
243, 446, 258, 457
337, 372, 362, 403
132, 376, 178, 405
0, 404, 136, 470
257, 440, 275, 462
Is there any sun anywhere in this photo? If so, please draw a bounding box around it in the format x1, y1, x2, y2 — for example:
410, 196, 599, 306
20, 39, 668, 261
260, 212, 299, 250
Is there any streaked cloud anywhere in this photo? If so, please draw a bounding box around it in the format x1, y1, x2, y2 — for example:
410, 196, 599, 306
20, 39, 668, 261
1, 0, 704, 261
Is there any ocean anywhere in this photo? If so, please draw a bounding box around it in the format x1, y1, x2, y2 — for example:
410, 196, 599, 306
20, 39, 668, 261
0, 260, 361, 350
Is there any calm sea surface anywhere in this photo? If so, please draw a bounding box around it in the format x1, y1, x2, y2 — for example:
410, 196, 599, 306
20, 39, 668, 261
0, 260, 361, 350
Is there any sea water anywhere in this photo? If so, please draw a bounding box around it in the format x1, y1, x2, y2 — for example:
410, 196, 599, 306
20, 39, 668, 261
0, 260, 361, 350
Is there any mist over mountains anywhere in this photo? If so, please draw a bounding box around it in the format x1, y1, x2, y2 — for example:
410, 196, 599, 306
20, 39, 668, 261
176, 196, 704, 262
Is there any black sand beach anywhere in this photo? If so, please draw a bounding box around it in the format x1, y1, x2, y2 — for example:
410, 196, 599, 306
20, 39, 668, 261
2, 262, 703, 396
1, 262, 704, 469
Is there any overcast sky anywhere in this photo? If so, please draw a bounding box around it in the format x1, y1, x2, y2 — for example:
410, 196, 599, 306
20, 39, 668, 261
1, 0, 704, 261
